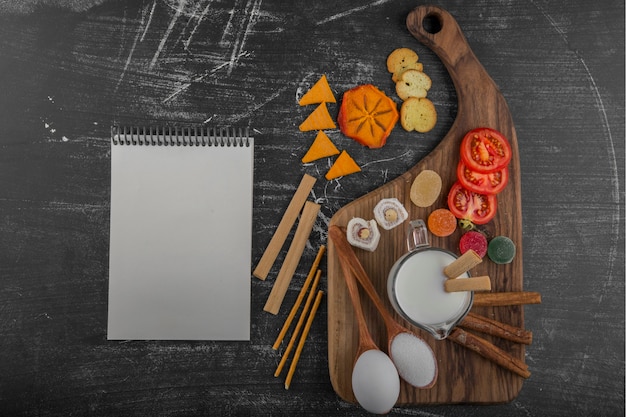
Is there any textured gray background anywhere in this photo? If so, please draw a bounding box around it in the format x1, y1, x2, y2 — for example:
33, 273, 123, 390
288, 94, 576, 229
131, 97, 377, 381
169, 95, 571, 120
0, 0, 623, 415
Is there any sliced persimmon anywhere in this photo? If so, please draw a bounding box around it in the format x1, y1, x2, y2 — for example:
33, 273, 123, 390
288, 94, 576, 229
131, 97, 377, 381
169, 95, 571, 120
301, 130, 340, 163
337, 84, 399, 149
299, 102, 336, 132
325, 150, 361, 180
299, 75, 336, 106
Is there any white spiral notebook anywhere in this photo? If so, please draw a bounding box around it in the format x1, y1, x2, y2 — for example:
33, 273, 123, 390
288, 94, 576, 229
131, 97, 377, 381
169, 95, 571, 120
107, 126, 253, 340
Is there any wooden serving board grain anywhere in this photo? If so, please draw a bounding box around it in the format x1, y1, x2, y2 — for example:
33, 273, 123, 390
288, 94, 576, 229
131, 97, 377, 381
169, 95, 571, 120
327, 6, 525, 405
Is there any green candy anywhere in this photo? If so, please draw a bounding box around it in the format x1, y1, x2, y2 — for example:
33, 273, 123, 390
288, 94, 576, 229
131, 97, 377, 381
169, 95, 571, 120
488, 236, 516, 264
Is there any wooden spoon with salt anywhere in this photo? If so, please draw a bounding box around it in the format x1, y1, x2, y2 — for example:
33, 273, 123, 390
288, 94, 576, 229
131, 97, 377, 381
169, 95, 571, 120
336, 248, 400, 414
330, 225, 438, 389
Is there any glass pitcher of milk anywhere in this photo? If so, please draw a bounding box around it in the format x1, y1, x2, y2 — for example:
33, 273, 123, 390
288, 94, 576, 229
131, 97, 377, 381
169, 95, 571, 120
387, 219, 473, 340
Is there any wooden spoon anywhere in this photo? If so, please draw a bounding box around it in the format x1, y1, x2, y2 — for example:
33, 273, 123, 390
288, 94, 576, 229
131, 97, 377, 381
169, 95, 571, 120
330, 225, 438, 389
337, 249, 379, 360
336, 253, 400, 414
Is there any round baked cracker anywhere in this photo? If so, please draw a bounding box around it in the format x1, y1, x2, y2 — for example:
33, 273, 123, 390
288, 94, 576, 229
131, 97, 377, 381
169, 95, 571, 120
400, 97, 437, 133
391, 61, 424, 83
386, 47, 419, 73
396, 69, 432, 100
387, 47, 425, 82
410, 169, 443, 207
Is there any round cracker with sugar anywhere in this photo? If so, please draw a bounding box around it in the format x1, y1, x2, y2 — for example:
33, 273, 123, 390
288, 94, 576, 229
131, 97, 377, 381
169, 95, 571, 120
400, 97, 437, 133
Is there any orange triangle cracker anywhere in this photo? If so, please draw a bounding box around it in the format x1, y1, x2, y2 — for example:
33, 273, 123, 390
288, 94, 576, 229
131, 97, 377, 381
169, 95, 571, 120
298, 75, 336, 106
299, 102, 336, 132
325, 150, 361, 180
301, 131, 340, 163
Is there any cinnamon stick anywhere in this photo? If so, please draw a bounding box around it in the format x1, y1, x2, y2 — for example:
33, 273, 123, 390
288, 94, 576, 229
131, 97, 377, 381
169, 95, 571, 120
448, 328, 530, 379
459, 312, 533, 345
472, 291, 542, 307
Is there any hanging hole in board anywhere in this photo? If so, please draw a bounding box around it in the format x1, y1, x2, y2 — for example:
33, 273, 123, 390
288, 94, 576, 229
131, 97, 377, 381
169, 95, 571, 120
422, 13, 442, 34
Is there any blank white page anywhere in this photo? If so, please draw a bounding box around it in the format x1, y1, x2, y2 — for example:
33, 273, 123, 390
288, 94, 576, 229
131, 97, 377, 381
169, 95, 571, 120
108, 132, 253, 340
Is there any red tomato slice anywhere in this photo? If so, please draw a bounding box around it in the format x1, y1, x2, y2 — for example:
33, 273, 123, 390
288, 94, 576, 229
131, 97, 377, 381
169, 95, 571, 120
457, 161, 509, 195
460, 127, 512, 173
447, 182, 497, 225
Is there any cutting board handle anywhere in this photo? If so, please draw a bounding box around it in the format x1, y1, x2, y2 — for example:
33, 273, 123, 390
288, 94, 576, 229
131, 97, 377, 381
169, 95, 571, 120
406, 6, 508, 127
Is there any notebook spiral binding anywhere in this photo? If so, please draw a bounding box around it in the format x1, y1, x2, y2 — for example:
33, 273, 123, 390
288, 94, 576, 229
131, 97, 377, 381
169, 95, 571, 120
111, 126, 252, 147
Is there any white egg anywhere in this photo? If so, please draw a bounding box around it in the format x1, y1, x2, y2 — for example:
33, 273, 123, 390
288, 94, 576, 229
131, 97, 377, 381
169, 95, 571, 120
351, 349, 400, 414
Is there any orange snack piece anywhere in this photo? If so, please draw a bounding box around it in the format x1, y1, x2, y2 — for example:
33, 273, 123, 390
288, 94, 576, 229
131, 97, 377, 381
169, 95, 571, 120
337, 84, 399, 149
299, 102, 336, 132
427, 208, 457, 237
325, 150, 361, 180
299, 75, 336, 106
301, 131, 340, 163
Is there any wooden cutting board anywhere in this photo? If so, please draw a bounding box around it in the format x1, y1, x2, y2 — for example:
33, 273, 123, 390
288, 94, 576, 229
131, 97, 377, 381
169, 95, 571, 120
327, 6, 525, 405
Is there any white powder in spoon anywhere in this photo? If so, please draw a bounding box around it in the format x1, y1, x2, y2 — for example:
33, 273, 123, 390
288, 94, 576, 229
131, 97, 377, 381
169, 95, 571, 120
390, 332, 437, 388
